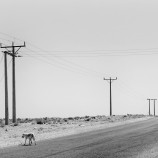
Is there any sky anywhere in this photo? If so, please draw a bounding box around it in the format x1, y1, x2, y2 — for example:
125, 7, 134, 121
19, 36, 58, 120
0, 0, 158, 118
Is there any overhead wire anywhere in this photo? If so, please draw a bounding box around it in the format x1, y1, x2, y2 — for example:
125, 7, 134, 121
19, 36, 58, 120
26, 45, 149, 105
19, 45, 158, 57
0, 33, 107, 79
116, 79, 147, 100
20, 49, 158, 57
0, 32, 156, 104
1, 31, 158, 57
22, 51, 86, 75
21, 42, 108, 79
22, 49, 104, 79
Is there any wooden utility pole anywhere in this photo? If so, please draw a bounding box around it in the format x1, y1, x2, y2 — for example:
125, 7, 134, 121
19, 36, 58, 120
147, 99, 151, 116
1, 42, 25, 123
151, 99, 157, 116
103, 77, 117, 116
3, 51, 9, 125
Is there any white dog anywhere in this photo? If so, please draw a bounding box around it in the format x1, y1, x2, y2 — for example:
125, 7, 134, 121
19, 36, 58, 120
22, 133, 36, 145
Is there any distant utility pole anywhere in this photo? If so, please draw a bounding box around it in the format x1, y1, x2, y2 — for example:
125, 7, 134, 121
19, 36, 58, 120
3, 51, 9, 125
103, 77, 117, 116
147, 99, 151, 116
151, 99, 157, 116
1, 42, 25, 123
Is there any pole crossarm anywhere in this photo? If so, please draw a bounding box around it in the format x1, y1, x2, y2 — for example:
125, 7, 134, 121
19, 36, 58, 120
1, 42, 25, 48
1, 42, 25, 57
103, 77, 117, 82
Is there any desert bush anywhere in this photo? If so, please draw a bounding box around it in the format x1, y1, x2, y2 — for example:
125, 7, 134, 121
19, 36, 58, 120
127, 114, 132, 117
0, 123, 5, 128
68, 117, 73, 120
85, 118, 91, 121
17, 118, 21, 121
63, 118, 68, 122
85, 116, 89, 118
17, 118, 30, 123
36, 119, 45, 124
91, 116, 96, 119
123, 115, 127, 118
0, 119, 5, 127
20, 119, 26, 123
74, 116, 80, 120
13, 123, 19, 126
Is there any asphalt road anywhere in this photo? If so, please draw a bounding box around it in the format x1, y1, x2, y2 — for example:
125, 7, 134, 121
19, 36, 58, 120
0, 118, 158, 158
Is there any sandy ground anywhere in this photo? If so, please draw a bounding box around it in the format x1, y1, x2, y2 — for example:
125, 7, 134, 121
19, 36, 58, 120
136, 142, 158, 158
0, 115, 151, 149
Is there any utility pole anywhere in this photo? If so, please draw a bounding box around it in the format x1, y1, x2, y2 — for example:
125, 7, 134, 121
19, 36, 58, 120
1, 42, 25, 123
147, 99, 151, 116
103, 77, 117, 116
151, 99, 157, 116
3, 51, 9, 125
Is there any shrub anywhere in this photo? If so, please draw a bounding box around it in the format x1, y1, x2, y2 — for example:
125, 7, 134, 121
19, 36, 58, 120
68, 117, 73, 120
74, 116, 80, 120
85, 116, 89, 118
0, 123, 5, 128
63, 118, 68, 122
123, 115, 127, 118
13, 123, 19, 126
85, 118, 90, 121
36, 119, 44, 124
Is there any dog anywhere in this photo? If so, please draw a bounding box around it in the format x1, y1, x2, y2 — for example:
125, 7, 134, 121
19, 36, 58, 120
22, 133, 36, 145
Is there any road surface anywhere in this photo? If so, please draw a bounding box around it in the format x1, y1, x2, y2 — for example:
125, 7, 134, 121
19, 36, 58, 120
0, 118, 158, 158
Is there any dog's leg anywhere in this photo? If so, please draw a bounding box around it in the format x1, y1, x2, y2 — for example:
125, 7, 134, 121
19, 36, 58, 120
33, 135, 36, 145
24, 138, 27, 145
34, 139, 36, 145
30, 138, 33, 145
29, 138, 31, 145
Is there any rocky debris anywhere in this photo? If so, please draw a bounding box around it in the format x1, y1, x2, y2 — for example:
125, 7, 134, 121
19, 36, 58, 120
0, 114, 151, 149
0, 114, 148, 127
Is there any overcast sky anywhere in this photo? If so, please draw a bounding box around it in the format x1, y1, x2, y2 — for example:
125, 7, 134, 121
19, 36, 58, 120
0, 0, 158, 118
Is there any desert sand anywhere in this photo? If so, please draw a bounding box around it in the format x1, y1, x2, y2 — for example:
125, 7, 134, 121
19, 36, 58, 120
0, 115, 151, 148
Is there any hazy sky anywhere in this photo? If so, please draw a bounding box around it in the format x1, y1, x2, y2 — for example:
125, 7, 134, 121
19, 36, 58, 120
0, 0, 158, 118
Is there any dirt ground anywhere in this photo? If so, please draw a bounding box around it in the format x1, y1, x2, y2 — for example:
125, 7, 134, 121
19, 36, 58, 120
0, 115, 151, 148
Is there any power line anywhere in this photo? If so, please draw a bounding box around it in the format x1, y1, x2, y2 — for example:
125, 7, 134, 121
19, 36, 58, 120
118, 79, 147, 100
2, 41, 107, 82
20, 50, 158, 57
1, 31, 158, 57
23, 51, 104, 79
21, 44, 111, 79
0, 37, 12, 44
23, 47, 107, 79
